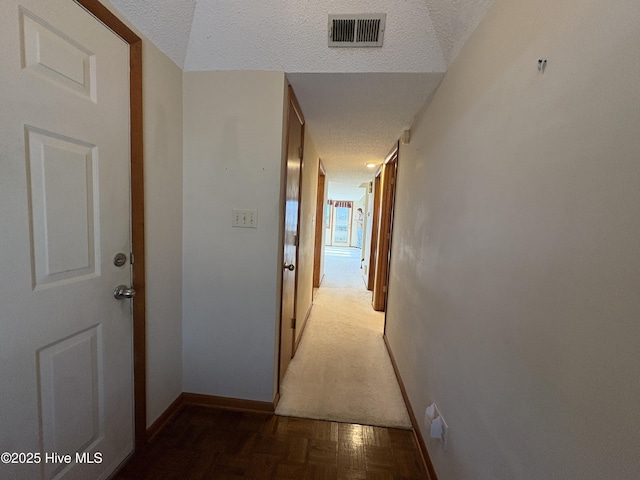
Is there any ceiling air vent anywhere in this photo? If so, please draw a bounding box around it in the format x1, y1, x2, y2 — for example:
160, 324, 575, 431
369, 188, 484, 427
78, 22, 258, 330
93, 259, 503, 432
328, 14, 386, 47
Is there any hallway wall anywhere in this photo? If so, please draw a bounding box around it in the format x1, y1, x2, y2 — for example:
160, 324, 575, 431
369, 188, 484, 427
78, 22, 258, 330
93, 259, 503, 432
182, 71, 286, 402
141, 37, 184, 427
385, 0, 640, 478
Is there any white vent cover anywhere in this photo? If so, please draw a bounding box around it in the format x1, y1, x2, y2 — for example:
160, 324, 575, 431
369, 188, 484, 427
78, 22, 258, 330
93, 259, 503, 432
328, 14, 386, 47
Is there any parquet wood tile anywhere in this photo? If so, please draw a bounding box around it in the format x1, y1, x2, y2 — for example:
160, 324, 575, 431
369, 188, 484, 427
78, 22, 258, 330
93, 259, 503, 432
286, 436, 309, 463
393, 448, 426, 478
114, 405, 429, 480
337, 443, 365, 470
314, 420, 339, 442
339, 424, 364, 445
363, 445, 398, 473
362, 425, 392, 448
307, 438, 338, 466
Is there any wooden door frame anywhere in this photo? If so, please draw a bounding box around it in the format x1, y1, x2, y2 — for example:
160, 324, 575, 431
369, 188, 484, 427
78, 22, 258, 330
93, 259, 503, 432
368, 173, 381, 291
372, 142, 399, 312
75, 0, 146, 448
291, 87, 305, 356
313, 161, 326, 289
277, 85, 305, 387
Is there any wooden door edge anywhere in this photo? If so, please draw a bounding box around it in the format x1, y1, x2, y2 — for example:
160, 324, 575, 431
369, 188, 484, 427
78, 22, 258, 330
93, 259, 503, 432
368, 173, 381, 291
313, 162, 325, 288
292, 89, 304, 356
277, 85, 305, 390
276, 87, 293, 389
373, 142, 399, 311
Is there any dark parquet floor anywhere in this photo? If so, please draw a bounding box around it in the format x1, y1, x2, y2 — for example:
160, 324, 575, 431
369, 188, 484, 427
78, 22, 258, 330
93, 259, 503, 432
114, 405, 429, 480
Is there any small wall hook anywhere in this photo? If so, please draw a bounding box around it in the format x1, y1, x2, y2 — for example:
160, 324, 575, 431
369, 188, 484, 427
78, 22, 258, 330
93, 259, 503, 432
538, 58, 548, 73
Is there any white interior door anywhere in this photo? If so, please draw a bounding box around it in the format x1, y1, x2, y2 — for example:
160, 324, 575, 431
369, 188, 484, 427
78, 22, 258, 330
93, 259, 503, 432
0, 1, 134, 479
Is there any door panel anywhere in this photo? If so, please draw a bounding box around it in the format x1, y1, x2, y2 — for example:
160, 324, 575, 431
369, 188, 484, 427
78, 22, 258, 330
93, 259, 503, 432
26, 127, 99, 287
37, 326, 103, 479
279, 87, 304, 384
0, 1, 133, 478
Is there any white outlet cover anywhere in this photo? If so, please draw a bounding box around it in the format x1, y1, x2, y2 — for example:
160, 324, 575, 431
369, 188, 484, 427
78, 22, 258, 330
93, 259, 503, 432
425, 402, 439, 424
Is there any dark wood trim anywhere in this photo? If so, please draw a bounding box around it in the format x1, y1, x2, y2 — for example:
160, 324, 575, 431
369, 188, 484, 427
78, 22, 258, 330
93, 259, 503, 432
146, 394, 185, 442
368, 173, 381, 291
289, 85, 305, 125
74, 0, 141, 44
183, 393, 276, 413
313, 162, 326, 288
383, 335, 438, 480
129, 38, 147, 452
382, 147, 400, 332
373, 143, 398, 311
293, 302, 313, 354
75, 0, 146, 449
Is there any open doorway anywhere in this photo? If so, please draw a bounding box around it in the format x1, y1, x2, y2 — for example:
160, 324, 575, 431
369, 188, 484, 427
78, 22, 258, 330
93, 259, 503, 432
275, 142, 406, 428
316, 142, 399, 314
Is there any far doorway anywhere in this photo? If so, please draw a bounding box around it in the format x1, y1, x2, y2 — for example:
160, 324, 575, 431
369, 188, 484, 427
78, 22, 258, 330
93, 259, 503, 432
328, 200, 352, 246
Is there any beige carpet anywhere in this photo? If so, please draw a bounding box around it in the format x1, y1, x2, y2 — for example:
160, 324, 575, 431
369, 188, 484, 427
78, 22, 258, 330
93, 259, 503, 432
276, 247, 412, 428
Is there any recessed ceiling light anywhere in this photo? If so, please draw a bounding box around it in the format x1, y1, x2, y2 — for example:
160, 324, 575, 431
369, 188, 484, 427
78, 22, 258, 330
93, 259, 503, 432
365, 162, 377, 168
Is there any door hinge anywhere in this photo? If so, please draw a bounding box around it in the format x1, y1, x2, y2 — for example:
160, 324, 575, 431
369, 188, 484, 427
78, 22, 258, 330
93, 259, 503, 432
299, 146, 304, 159
294, 234, 299, 247
291, 317, 297, 329
130, 252, 134, 264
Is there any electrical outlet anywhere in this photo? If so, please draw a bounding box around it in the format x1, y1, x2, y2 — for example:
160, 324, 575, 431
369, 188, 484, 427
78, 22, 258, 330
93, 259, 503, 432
425, 403, 439, 426
425, 402, 448, 450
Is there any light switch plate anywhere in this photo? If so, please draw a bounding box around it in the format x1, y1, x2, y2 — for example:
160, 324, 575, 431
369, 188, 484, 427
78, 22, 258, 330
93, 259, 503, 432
232, 209, 257, 228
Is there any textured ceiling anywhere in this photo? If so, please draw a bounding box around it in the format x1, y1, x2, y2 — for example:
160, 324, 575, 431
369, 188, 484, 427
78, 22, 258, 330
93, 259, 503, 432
286, 72, 444, 192
108, 0, 495, 196
109, 0, 197, 68
426, 0, 495, 65
184, 0, 445, 73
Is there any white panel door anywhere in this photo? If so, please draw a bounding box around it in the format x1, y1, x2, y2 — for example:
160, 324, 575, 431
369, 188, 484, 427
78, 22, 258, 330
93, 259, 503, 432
0, 1, 133, 479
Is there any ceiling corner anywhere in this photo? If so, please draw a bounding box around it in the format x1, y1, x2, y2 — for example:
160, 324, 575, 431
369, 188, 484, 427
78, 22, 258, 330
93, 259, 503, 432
109, 0, 197, 69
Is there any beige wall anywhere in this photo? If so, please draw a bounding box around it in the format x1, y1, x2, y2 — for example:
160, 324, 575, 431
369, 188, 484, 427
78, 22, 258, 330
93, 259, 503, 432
101, 1, 184, 429
182, 71, 286, 402
386, 0, 640, 478
295, 133, 320, 342
141, 41, 184, 427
